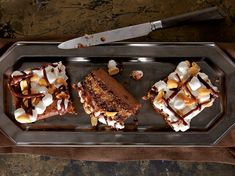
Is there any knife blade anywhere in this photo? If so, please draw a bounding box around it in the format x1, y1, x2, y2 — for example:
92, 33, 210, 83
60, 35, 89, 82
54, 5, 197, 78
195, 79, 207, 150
58, 7, 223, 49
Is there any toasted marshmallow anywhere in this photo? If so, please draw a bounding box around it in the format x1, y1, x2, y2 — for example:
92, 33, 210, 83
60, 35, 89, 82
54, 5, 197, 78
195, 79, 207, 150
29, 110, 38, 122
98, 116, 107, 125
11, 71, 23, 77
198, 94, 210, 103
57, 99, 62, 110
94, 111, 101, 117
168, 72, 180, 82
33, 69, 44, 78
172, 122, 190, 132
46, 72, 57, 84
64, 99, 69, 110
108, 60, 117, 69
176, 61, 190, 74
57, 72, 68, 81
35, 101, 46, 114
14, 108, 26, 118
106, 119, 124, 129
115, 123, 125, 129
188, 77, 201, 91
107, 119, 115, 127
16, 115, 32, 123
167, 115, 178, 122
42, 94, 53, 107
78, 90, 85, 103
174, 99, 186, 110
31, 82, 38, 89
57, 61, 66, 72
154, 81, 167, 91
38, 86, 48, 94
77, 82, 82, 87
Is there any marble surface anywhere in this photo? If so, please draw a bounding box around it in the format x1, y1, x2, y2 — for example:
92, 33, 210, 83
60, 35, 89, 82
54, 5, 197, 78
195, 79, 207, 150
0, 0, 235, 42
0, 154, 234, 176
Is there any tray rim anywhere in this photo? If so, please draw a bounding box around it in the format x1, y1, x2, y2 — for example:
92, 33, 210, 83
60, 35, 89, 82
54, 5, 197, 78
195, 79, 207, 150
0, 41, 234, 147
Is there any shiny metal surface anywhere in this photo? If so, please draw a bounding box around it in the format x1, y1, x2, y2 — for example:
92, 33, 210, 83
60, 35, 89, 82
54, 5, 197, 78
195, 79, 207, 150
0, 42, 234, 146
58, 23, 152, 49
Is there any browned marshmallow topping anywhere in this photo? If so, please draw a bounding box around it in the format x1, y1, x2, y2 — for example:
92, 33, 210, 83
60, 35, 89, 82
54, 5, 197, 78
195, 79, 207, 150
9, 62, 74, 123
145, 61, 219, 132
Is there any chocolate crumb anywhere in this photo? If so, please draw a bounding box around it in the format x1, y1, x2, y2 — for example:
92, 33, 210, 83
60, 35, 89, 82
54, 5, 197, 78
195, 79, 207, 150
130, 70, 143, 80
77, 43, 87, 48
100, 37, 106, 42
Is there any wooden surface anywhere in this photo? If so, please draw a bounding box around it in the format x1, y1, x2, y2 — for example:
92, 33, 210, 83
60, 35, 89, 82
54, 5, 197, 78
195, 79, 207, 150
0, 41, 234, 164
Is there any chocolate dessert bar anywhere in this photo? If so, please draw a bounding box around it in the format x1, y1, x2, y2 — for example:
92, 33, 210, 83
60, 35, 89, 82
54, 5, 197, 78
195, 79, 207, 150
145, 61, 219, 132
73, 68, 141, 129
8, 61, 74, 123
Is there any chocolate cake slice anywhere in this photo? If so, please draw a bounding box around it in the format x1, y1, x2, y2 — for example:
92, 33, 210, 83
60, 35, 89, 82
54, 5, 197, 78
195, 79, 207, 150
8, 61, 74, 123
144, 60, 219, 132
73, 68, 141, 129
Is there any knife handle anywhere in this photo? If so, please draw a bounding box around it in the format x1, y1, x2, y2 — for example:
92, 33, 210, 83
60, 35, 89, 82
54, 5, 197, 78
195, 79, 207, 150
151, 6, 224, 30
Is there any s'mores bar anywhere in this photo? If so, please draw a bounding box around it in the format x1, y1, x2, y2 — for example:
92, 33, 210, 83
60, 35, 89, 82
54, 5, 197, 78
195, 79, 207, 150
8, 62, 74, 123
145, 61, 219, 132
73, 68, 141, 129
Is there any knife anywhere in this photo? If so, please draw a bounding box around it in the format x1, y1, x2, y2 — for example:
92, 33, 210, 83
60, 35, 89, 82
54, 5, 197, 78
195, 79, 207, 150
58, 7, 223, 49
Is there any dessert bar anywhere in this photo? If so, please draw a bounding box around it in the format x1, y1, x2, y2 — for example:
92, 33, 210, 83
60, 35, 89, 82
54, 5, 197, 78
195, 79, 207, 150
8, 61, 74, 123
145, 60, 219, 132
74, 68, 141, 129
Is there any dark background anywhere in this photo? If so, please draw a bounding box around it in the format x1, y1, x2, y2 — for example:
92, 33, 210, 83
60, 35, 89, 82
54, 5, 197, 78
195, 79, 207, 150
0, 0, 235, 42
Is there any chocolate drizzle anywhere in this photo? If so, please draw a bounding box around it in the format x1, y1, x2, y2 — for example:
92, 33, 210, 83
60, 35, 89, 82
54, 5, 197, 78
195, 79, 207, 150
167, 75, 193, 102
184, 84, 196, 100
182, 100, 212, 119
162, 98, 187, 125
8, 73, 44, 99
42, 67, 49, 84
155, 73, 217, 126
197, 75, 219, 97
26, 76, 33, 114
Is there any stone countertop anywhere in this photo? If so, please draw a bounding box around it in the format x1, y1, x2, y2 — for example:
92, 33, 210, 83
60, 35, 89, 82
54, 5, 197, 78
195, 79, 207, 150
0, 0, 235, 42
0, 154, 234, 176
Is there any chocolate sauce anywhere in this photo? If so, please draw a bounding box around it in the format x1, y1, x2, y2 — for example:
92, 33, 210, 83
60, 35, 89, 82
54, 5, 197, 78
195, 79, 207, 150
176, 73, 181, 82
10, 72, 32, 85
162, 99, 187, 126
8, 77, 44, 99
164, 74, 216, 124
167, 89, 181, 101
167, 75, 193, 102
26, 76, 33, 114
184, 84, 196, 100
182, 99, 212, 119
42, 67, 49, 84
197, 75, 219, 97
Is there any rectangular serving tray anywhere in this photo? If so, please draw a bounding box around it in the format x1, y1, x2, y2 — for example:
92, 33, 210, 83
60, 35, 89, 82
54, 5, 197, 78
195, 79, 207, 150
0, 41, 235, 146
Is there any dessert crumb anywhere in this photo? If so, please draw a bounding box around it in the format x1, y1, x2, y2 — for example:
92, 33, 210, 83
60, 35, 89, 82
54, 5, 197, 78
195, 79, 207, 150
100, 37, 106, 42
131, 70, 144, 80
108, 60, 119, 76
76, 43, 87, 48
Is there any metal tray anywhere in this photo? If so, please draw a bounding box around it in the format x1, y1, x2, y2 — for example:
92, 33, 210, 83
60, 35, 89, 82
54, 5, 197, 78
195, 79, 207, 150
0, 41, 234, 146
